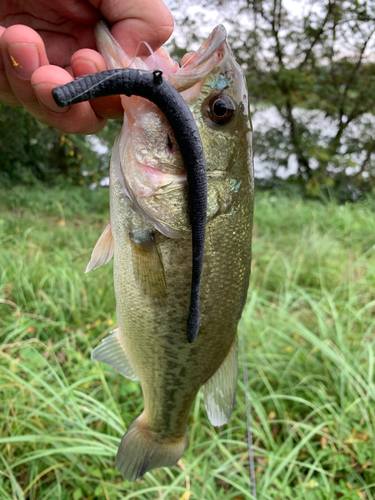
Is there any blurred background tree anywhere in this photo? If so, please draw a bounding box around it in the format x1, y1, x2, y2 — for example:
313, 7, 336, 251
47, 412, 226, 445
2, 0, 375, 201
169, 0, 375, 200
0, 101, 120, 188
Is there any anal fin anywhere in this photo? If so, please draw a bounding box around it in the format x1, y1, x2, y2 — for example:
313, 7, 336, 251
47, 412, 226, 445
204, 337, 238, 426
91, 328, 139, 381
86, 223, 114, 273
130, 230, 167, 304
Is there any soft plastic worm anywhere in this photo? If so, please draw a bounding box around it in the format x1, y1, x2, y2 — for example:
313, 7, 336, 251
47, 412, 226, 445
52, 69, 207, 343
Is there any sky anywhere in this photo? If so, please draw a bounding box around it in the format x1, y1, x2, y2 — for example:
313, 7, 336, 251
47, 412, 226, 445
163, 0, 324, 56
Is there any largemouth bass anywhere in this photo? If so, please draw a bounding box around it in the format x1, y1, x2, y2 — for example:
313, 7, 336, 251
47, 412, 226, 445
87, 22, 254, 481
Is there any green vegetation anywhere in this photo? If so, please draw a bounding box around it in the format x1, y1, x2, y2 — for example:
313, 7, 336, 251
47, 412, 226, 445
1, 187, 375, 499
3, 0, 375, 200
0, 102, 121, 187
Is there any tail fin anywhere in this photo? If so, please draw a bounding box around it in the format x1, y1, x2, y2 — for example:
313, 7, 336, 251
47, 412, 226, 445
115, 416, 188, 481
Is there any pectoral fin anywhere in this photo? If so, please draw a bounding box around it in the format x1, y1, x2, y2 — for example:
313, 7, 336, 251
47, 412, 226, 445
91, 328, 139, 381
130, 230, 167, 304
86, 223, 114, 273
203, 337, 238, 426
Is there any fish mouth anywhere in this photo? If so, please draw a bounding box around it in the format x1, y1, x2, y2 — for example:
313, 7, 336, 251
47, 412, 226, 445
95, 21, 231, 93
181, 25, 227, 68
168, 25, 229, 92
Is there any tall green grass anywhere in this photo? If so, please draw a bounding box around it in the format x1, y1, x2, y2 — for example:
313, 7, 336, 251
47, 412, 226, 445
1, 188, 375, 499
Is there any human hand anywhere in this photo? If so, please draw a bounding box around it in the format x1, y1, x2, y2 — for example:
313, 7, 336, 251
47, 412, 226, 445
0, 0, 173, 133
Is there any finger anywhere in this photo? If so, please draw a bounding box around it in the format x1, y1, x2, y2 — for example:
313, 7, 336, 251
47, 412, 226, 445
90, 0, 174, 56
0, 25, 21, 105
71, 48, 123, 120
51, 0, 99, 25
33, 29, 88, 68
0, 16, 96, 67
31, 65, 107, 134
1, 25, 105, 133
0, 25, 49, 116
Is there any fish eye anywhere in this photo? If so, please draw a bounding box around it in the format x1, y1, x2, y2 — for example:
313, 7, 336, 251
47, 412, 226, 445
206, 95, 236, 125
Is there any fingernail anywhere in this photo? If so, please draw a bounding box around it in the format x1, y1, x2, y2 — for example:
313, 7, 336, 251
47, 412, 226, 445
33, 82, 71, 113
7, 43, 40, 79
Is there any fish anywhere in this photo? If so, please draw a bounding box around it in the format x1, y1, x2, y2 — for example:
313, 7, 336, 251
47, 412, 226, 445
87, 21, 254, 481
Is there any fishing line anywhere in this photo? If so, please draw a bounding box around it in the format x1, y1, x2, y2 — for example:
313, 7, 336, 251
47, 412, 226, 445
181, 52, 195, 69
131, 40, 158, 71
240, 328, 257, 499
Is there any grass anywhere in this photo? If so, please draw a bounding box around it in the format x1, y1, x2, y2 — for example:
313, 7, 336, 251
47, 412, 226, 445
1, 186, 375, 499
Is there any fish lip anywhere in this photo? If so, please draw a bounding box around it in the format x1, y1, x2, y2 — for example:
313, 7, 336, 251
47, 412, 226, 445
180, 25, 227, 70
169, 25, 230, 92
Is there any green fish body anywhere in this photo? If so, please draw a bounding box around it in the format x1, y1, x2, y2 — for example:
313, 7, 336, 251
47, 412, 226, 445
88, 22, 254, 481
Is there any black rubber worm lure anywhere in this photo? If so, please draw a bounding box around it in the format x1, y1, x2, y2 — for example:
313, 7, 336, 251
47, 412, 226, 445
52, 69, 207, 343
